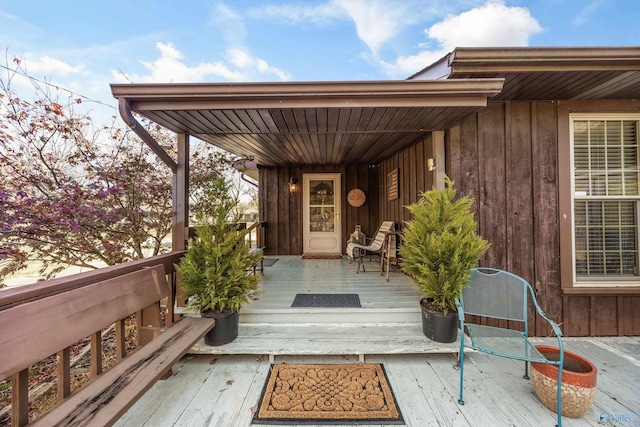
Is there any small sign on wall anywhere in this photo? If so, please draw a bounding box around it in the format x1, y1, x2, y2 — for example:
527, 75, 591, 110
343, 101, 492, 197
387, 168, 398, 201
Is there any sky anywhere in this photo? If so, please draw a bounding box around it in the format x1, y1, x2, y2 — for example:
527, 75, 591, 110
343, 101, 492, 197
1, 0, 639, 124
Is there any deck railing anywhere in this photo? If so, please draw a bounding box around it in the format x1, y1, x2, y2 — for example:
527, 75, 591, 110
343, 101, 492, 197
0, 251, 184, 425
244, 220, 267, 250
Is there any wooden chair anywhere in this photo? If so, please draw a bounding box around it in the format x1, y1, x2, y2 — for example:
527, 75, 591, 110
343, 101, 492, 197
346, 221, 394, 272
456, 268, 565, 426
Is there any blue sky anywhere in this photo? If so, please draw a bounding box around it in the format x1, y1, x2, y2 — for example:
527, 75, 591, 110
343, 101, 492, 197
1, 0, 639, 123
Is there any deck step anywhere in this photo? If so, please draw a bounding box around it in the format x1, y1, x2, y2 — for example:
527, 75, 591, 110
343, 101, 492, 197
239, 307, 421, 323
187, 322, 460, 362
176, 307, 423, 324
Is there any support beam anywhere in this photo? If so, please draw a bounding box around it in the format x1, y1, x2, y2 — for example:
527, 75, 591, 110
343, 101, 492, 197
173, 134, 189, 312
433, 131, 446, 189
172, 133, 189, 252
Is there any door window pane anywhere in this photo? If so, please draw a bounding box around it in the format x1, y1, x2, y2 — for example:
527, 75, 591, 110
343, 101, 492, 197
308, 179, 335, 232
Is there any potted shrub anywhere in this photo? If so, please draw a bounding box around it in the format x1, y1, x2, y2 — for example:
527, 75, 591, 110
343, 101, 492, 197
400, 178, 490, 343
177, 177, 262, 346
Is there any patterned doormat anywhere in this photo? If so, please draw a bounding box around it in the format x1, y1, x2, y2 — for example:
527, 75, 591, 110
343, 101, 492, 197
253, 364, 403, 425
291, 293, 361, 308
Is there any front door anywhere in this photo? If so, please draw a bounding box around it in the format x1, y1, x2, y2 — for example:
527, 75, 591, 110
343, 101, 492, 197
303, 173, 341, 255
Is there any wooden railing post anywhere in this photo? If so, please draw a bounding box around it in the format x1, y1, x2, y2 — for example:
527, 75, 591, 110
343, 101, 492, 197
57, 348, 71, 400
115, 319, 126, 361
91, 331, 102, 377
11, 369, 28, 427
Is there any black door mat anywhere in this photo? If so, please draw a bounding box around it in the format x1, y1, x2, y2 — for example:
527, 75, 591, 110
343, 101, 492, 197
262, 258, 278, 267
291, 293, 361, 308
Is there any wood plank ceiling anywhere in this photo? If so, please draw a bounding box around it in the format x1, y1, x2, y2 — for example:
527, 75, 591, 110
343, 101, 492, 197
111, 79, 504, 167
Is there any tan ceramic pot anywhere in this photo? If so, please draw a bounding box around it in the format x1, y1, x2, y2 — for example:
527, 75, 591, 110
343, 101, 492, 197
531, 345, 597, 418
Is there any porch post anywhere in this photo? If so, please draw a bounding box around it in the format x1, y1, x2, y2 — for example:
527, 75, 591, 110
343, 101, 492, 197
433, 131, 446, 190
173, 133, 189, 313
173, 133, 189, 252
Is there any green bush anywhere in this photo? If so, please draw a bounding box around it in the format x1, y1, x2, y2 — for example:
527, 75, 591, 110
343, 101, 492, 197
176, 177, 261, 314
400, 178, 489, 314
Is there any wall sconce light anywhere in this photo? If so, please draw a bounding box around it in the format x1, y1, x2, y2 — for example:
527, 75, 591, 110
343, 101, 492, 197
427, 158, 436, 172
288, 177, 297, 193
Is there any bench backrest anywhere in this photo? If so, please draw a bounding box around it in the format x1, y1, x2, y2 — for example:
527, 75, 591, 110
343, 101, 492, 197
460, 268, 530, 323
0, 264, 169, 381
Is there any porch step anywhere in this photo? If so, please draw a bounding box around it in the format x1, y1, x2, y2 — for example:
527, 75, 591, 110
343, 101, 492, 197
187, 322, 460, 362
175, 306, 422, 324
239, 307, 421, 324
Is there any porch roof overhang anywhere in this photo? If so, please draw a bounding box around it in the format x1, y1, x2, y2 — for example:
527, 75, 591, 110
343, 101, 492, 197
110, 79, 504, 167
410, 46, 640, 101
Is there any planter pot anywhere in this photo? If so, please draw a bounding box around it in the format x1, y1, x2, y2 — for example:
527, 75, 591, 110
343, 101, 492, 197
531, 345, 597, 418
202, 311, 239, 346
420, 298, 458, 343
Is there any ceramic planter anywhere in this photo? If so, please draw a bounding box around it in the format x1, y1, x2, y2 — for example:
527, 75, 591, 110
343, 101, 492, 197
202, 311, 239, 346
420, 298, 458, 343
531, 345, 597, 418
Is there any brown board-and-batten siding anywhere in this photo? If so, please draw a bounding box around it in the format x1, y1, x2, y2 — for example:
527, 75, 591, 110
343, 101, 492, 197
379, 134, 435, 227
259, 165, 379, 255
447, 100, 640, 337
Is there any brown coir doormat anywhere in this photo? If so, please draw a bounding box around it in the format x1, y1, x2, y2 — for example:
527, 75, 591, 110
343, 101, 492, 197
253, 364, 403, 425
301, 253, 343, 259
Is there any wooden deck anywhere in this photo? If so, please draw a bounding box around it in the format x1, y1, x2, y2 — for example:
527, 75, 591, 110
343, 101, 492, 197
186, 256, 458, 361
117, 338, 639, 426
118, 257, 640, 426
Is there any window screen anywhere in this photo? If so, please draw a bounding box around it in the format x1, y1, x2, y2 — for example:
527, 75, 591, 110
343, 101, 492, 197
573, 119, 640, 278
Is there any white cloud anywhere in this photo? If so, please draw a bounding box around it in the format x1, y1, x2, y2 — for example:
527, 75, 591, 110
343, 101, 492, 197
573, 0, 608, 26
21, 54, 84, 76
380, 0, 543, 78
428, 1, 542, 50
248, 0, 442, 55
226, 48, 291, 81
211, 2, 247, 47
333, 0, 419, 55
110, 42, 290, 83
247, 2, 343, 25
380, 49, 449, 79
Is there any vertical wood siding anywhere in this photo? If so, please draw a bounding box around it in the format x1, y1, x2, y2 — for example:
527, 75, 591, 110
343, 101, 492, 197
446, 101, 638, 337
379, 135, 435, 226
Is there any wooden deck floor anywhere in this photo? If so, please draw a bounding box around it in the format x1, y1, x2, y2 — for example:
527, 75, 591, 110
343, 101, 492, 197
117, 337, 639, 426
120, 256, 640, 426
186, 256, 455, 361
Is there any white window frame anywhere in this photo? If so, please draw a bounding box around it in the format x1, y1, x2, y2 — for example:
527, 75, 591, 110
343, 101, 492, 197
570, 113, 640, 286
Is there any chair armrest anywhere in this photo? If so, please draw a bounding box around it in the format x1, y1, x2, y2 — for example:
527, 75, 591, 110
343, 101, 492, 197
455, 299, 465, 321
528, 287, 563, 338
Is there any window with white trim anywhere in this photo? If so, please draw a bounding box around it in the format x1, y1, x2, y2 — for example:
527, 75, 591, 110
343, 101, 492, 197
571, 115, 640, 282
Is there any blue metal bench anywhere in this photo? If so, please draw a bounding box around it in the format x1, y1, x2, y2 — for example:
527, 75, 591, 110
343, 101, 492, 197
456, 268, 565, 426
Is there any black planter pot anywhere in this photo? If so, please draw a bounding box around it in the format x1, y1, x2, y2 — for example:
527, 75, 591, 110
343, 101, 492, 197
420, 299, 458, 343
202, 311, 239, 346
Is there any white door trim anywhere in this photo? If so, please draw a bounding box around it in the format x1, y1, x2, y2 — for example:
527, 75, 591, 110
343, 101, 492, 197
302, 173, 341, 255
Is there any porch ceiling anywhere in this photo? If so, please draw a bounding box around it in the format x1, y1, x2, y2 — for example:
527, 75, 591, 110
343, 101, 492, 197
412, 47, 640, 101
111, 79, 504, 167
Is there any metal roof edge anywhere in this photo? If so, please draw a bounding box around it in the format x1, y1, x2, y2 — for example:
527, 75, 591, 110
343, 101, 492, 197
110, 78, 505, 103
